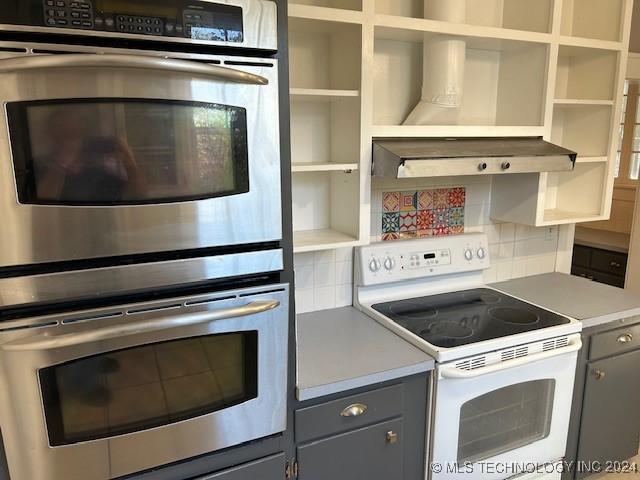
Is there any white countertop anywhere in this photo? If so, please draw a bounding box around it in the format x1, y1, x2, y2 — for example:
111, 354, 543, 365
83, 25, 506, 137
492, 273, 640, 329
296, 307, 435, 402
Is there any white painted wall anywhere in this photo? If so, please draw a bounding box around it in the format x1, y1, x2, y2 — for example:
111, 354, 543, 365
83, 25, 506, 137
294, 177, 561, 314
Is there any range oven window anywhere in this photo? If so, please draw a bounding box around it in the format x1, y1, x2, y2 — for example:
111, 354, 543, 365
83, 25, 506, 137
457, 379, 555, 463
7, 99, 249, 205
39, 332, 258, 446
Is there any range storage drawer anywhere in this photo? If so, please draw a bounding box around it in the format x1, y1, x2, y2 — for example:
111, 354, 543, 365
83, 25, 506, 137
589, 321, 640, 360
295, 384, 404, 444
196, 454, 285, 480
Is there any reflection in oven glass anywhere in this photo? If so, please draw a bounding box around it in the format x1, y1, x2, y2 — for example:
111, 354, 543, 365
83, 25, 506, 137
457, 379, 555, 463
39, 332, 258, 446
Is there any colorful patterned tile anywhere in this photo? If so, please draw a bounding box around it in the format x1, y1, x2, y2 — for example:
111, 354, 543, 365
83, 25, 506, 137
382, 212, 400, 233
449, 225, 464, 234
382, 232, 400, 241
383, 192, 400, 213
417, 209, 435, 230
399, 231, 417, 239
434, 226, 450, 236
399, 211, 417, 232
399, 191, 417, 212
417, 190, 434, 210
449, 187, 466, 207
448, 207, 464, 227
418, 229, 434, 238
433, 208, 449, 228
433, 189, 449, 209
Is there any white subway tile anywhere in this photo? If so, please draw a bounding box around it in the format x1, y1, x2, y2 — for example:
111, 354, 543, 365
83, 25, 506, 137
295, 289, 315, 314
313, 286, 337, 311
496, 261, 514, 282
335, 247, 354, 263
500, 223, 516, 243
498, 242, 515, 261
295, 265, 314, 290
294, 252, 315, 268
314, 262, 336, 288
314, 249, 336, 265
335, 285, 353, 307
335, 261, 354, 286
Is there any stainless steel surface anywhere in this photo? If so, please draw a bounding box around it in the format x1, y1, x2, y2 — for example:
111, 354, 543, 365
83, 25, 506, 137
0, 54, 269, 84
0, 249, 283, 310
0, 44, 281, 267
372, 137, 577, 178
0, 284, 289, 480
386, 431, 398, 444
618, 333, 634, 344
0, 0, 278, 51
4, 300, 280, 350
340, 404, 368, 418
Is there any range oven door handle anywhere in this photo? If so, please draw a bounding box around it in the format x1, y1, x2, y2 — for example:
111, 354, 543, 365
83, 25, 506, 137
2, 300, 280, 352
0, 53, 269, 85
439, 337, 582, 379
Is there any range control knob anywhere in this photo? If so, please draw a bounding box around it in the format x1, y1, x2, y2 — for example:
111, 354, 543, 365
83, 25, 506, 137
369, 258, 382, 273
384, 257, 396, 271
477, 247, 486, 259
464, 249, 474, 261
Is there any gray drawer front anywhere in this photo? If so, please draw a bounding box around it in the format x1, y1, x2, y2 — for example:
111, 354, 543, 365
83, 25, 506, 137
297, 418, 404, 480
196, 454, 285, 480
591, 250, 627, 276
590, 322, 640, 360
295, 384, 404, 444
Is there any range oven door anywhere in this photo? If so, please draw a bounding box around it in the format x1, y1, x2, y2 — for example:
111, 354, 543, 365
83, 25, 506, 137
0, 284, 288, 480
0, 51, 281, 268
430, 336, 582, 480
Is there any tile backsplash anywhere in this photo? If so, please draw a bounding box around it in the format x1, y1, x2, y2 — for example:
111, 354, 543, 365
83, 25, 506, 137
382, 187, 465, 240
294, 176, 561, 314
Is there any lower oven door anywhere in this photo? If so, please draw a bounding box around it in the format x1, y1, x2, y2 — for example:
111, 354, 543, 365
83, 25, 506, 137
430, 335, 582, 480
0, 284, 288, 480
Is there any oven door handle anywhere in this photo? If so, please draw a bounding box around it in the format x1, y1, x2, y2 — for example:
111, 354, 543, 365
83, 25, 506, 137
439, 337, 582, 379
2, 300, 280, 351
0, 54, 269, 85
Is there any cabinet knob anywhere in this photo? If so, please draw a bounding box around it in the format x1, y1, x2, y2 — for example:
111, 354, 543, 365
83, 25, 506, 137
340, 403, 367, 418
592, 369, 606, 380
617, 333, 633, 344
386, 431, 398, 444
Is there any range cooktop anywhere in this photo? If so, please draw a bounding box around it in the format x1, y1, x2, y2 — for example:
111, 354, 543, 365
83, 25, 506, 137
371, 288, 571, 348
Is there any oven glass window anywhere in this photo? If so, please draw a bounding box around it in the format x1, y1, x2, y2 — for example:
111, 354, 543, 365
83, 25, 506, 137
39, 332, 258, 446
7, 99, 249, 205
458, 379, 555, 463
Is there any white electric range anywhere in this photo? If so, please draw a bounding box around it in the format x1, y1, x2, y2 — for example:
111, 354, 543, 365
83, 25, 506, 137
354, 233, 582, 480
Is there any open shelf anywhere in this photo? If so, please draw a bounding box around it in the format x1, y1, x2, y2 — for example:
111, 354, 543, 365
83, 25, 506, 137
542, 163, 609, 225
555, 46, 619, 101
288, 3, 364, 23
289, 0, 362, 12
289, 18, 362, 91
551, 104, 613, 158
374, 0, 552, 33
290, 88, 360, 101
561, 0, 625, 42
292, 171, 361, 253
292, 162, 359, 173
373, 28, 548, 128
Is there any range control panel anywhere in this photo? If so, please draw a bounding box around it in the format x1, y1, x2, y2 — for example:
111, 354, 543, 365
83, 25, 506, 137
39, 0, 244, 42
357, 233, 490, 286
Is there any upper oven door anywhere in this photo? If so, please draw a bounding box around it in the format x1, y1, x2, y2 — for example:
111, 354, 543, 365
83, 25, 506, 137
0, 52, 281, 267
430, 336, 582, 480
0, 284, 289, 480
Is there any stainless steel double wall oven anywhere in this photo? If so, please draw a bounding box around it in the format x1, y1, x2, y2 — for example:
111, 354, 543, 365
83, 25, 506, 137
0, 1, 289, 479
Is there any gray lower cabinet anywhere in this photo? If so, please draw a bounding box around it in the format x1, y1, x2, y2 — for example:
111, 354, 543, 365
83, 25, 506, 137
197, 454, 286, 480
564, 319, 640, 480
292, 374, 428, 480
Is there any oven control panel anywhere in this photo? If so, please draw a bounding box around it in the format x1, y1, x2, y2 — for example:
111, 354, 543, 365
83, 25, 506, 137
356, 233, 490, 286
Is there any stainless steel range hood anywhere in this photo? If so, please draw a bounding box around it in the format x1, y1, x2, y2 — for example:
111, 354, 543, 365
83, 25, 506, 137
372, 137, 577, 178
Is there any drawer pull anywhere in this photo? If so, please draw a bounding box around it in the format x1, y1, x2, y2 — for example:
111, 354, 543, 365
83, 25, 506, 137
617, 333, 634, 344
593, 369, 606, 380
340, 404, 367, 418
386, 431, 398, 444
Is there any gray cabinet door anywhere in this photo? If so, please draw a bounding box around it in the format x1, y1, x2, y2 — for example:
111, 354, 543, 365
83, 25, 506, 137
197, 454, 285, 480
576, 349, 640, 479
297, 418, 404, 480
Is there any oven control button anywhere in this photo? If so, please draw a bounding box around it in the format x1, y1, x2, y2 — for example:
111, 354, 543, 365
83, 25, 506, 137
477, 247, 486, 259
383, 257, 396, 271
369, 258, 382, 273
464, 249, 474, 261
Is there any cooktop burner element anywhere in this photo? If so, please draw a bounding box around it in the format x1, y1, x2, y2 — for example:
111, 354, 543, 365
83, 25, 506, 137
372, 288, 570, 348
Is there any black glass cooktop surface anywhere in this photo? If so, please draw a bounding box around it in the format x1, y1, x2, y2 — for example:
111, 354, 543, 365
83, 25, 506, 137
372, 288, 570, 348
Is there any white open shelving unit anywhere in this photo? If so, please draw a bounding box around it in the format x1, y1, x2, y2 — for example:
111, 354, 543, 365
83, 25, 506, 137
288, 0, 633, 252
